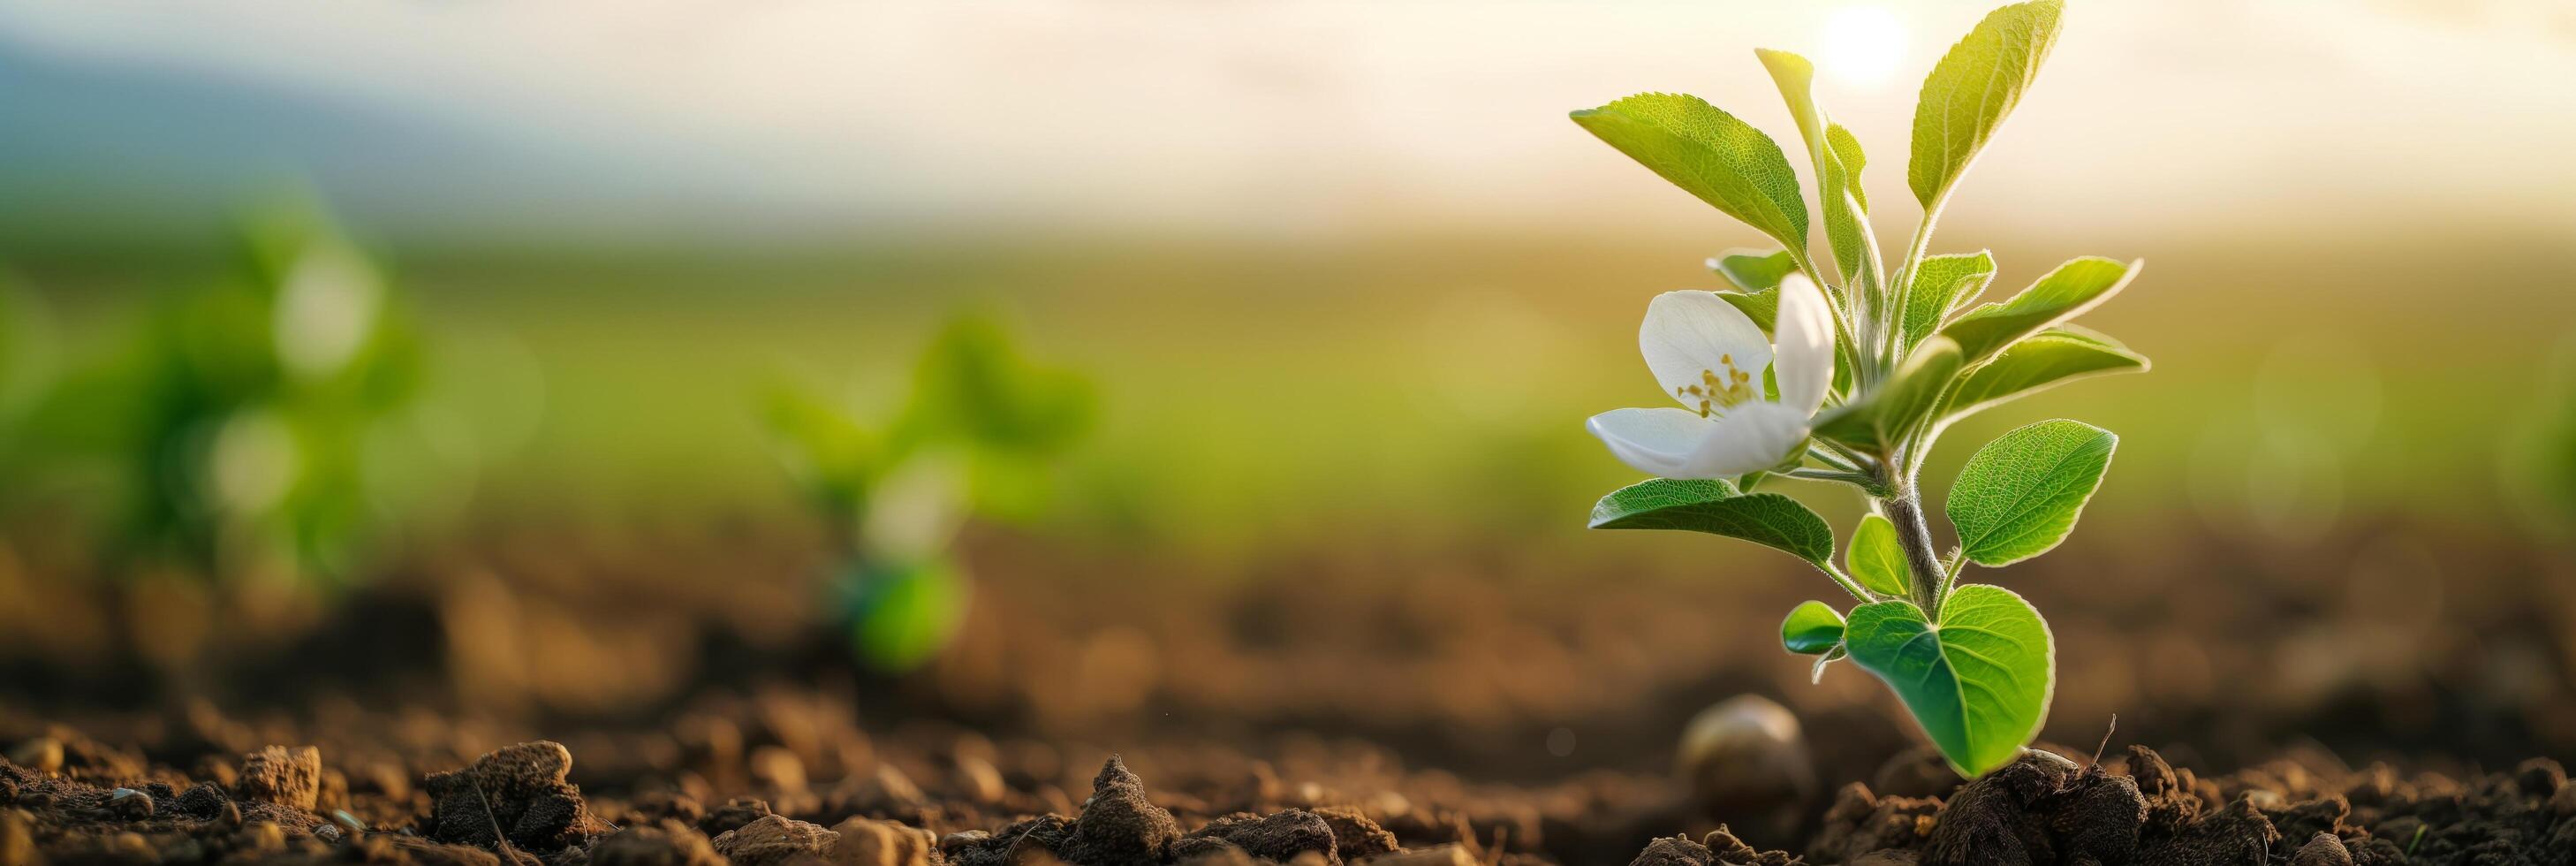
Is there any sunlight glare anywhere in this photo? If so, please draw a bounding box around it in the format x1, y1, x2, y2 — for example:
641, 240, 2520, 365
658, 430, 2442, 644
1819, 5, 1907, 90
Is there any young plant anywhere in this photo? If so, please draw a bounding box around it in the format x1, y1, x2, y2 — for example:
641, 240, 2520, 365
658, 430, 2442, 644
766, 311, 1093, 671
11, 208, 424, 584
1576, 1, 2144, 777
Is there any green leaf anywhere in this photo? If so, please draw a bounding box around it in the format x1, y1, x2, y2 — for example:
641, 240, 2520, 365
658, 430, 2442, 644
1715, 290, 1779, 333
1908, 0, 2065, 209
1573, 93, 1809, 251
1845, 513, 1911, 596
1756, 49, 1881, 304
1812, 337, 1964, 455
1901, 251, 1996, 352
1945, 325, 2148, 422
1589, 477, 1836, 568
1939, 257, 2140, 364
1709, 248, 1798, 292
1948, 419, 2117, 566
1843, 585, 2055, 777
904, 313, 1096, 457
1781, 600, 1845, 655
1827, 125, 1868, 214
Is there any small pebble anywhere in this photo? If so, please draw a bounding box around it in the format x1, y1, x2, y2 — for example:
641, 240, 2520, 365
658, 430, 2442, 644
106, 787, 155, 820
2291, 832, 2353, 866
1677, 695, 1816, 840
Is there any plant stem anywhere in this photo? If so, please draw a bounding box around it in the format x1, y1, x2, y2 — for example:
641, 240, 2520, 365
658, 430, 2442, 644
1881, 489, 1949, 620
1818, 562, 1873, 604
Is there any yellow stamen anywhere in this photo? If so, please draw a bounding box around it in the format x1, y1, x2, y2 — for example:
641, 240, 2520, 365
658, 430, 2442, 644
1691, 355, 1759, 416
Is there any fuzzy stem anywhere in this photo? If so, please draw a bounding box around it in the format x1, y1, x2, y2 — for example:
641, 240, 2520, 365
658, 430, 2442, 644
1881, 489, 1949, 620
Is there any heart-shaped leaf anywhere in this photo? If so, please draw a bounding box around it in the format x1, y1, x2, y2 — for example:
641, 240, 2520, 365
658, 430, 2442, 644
1573, 93, 1810, 253
1842, 585, 2055, 776
1909, 0, 2065, 209
1589, 477, 1836, 568
1949, 420, 2117, 566
1845, 513, 1911, 597
1781, 600, 1845, 655
1944, 325, 2148, 422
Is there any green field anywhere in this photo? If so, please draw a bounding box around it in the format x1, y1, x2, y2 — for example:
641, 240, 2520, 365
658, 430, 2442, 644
13, 222, 2573, 558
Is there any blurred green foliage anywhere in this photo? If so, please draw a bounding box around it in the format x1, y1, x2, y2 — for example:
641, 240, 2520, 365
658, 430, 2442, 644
767, 310, 1094, 669
4, 207, 425, 583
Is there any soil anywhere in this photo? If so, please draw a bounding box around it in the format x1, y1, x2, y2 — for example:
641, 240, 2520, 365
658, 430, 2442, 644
2, 707, 2572, 865
0, 516, 2572, 864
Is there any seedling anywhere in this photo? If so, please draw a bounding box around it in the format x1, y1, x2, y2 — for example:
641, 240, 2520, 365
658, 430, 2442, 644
9, 208, 422, 584
766, 311, 1093, 671
1576, 1, 2142, 777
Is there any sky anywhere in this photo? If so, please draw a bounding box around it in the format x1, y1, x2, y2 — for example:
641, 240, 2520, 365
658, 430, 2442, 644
2, 0, 2573, 247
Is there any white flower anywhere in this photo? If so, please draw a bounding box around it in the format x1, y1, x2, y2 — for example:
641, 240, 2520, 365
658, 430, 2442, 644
1587, 273, 1837, 479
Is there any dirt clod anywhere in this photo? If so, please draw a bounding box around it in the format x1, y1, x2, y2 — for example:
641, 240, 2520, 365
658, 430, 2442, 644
421, 741, 610, 852
710, 813, 840, 866
1061, 756, 1182, 865
701, 795, 775, 836
234, 746, 322, 811
1312, 806, 1398, 862
1625, 833, 1712, 866
830, 817, 938, 866
1186, 809, 1340, 864
591, 822, 725, 866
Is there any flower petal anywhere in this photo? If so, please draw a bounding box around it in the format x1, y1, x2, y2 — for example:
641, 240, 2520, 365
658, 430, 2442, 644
1774, 273, 1836, 416
1639, 291, 1773, 414
1586, 407, 1712, 477
1675, 399, 1812, 478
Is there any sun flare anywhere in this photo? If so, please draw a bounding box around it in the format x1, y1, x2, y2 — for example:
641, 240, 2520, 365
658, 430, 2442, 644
1820, 5, 1908, 90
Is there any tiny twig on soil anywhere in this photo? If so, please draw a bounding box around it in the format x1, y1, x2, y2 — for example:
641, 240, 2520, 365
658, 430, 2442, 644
2091, 713, 2118, 766
469, 778, 520, 862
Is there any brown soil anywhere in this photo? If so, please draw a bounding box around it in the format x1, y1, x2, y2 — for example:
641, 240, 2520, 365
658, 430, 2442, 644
3, 707, 2573, 865
1, 517, 2572, 864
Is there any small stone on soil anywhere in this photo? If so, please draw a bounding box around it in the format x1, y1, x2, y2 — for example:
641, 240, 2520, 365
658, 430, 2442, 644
104, 787, 153, 821
2290, 832, 2352, 866
709, 813, 839, 866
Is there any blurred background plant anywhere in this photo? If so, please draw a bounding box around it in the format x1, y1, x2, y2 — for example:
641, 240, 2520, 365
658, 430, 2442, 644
765, 311, 1094, 670
2, 203, 428, 587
